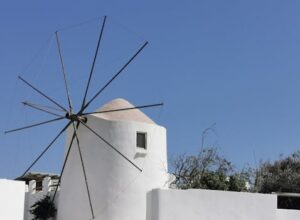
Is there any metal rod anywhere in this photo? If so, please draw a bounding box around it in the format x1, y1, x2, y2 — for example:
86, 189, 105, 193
21, 122, 71, 176
72, 122, 95, 219
52, 130, 77, 203
23, 100, 65, 112
81, 16, 107, 110
4, 116, 65, 134
82, 103, 163, 116
23, 101, 65, 113
79, 41, 148, 114
55, 31, 73, 112
18, 76, 68, 112
23, 101, 63, 117
79, 119, 142, 172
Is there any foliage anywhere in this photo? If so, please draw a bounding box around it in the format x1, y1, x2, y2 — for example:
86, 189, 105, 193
30, 195, 56, 220
172, 145, 300, 194
171, 147, 251, 192
254, 151, 300, 193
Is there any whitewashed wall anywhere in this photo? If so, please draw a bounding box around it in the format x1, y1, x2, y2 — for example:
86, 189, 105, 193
24, 177, 58, 220
0, 179, 25, 220
149, 189, 292, 220
276, 209, 300, 220
57, 116, 168, 220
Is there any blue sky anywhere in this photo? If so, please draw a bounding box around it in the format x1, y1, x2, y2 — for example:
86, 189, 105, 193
1, 0, 300, 178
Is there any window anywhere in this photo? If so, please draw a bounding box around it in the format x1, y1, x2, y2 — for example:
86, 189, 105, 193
49, 179, 59, 191
137, 132, 147, 149
36, 180, 43, 191
278, 195, 300, 210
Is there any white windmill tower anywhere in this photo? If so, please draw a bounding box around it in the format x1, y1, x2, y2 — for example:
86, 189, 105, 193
5, 16, 169, 220
57, 98, 169, 220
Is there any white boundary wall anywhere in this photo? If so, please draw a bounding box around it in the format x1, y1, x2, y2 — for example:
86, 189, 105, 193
0, 179, 25, 220
277, 209, 300, 219
149, 189, 300, 220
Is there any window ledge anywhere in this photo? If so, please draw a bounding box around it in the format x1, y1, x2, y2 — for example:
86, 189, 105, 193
135, 148, 147, 158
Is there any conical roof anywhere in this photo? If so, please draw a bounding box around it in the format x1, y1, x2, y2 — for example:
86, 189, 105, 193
93, 98, 156, 125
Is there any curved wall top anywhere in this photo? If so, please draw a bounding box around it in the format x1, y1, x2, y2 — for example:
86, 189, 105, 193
57, 98, 168, 220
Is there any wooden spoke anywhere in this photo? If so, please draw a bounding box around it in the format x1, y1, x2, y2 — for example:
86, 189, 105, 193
55, 31, 73, 112
4, 116, 65, 134
72, 122, 95, 219
81, 16, 107, 109
18, 76, 68, 112
21, 122, 71, 176
82, 103, 163, 116
23, 101, 63, 117
79, 119, 142, 172
79, 41, 148, 114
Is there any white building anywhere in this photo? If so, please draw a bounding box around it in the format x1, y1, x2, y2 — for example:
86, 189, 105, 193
1, 98, 300, 220
16, 172, 59, 220
57, 98, 169, 220
0, 179, 25, 220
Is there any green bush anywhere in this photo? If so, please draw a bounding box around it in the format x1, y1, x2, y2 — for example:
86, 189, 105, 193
30, 195, 57, 220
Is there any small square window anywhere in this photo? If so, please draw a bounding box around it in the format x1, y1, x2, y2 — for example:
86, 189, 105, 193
137, 132, 147, 149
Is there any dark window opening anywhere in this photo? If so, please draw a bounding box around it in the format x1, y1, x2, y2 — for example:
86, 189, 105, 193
36, 180, 43, 191
137, 132, 147, 149
278, 196, 300, 210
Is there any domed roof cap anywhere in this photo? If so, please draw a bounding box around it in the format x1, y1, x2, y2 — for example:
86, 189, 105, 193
93, 98, 156, 125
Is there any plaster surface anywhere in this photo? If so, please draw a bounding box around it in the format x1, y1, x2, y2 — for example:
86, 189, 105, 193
57, 100, 168, 220
0, 179, 25, 220
23, 177, 58, 220
276, 209, 300, 220
150, 189, 277, 220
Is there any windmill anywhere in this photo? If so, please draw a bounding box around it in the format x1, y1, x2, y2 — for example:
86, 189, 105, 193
5, 16, 165, 219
